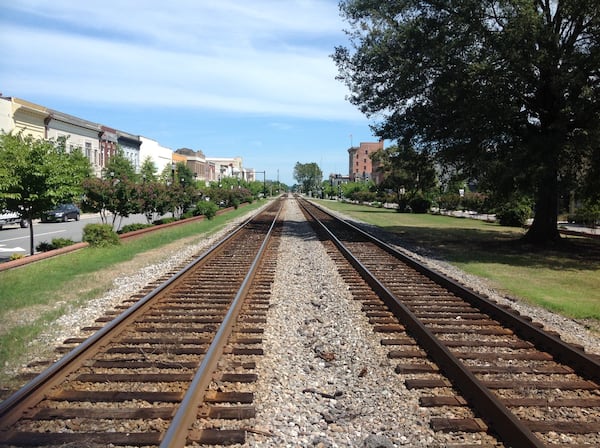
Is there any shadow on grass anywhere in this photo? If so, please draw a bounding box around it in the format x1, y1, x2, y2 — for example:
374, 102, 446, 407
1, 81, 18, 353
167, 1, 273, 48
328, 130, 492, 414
382, 224, 600, 272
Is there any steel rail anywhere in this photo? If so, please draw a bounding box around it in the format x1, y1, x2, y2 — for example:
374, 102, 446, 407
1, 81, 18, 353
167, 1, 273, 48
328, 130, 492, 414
0, 209, 261, 427
159, 201, 282, 448
299, 199, 546, 448
303, 199, 600, 384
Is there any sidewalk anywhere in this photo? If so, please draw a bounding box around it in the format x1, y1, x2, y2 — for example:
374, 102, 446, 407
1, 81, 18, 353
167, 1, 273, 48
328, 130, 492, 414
440, 210, 599, 238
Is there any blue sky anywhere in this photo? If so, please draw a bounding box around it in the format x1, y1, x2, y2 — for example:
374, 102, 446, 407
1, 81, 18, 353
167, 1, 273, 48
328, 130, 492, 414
0, 1, 380, 185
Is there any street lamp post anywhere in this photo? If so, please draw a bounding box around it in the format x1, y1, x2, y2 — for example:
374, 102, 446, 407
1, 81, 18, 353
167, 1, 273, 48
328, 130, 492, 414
255, 171, 266, 198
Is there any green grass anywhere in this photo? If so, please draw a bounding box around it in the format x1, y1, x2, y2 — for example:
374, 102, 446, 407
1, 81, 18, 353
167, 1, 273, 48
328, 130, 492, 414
0, 202, 265, 373
315, 199, 600, 321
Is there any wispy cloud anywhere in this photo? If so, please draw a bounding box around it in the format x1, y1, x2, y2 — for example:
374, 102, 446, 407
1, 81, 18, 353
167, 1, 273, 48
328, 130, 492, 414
1, 1, 360, 120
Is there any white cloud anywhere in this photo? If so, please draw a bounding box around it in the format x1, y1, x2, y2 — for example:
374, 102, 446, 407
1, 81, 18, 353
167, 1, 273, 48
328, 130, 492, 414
0, 1, 361, 120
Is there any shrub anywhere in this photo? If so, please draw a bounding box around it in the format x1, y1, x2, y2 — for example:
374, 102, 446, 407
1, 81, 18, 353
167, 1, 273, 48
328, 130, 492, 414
118, 223, 154, 234
9, 253, 24, 261
396, 197, 411, 213
495, 198, 533, 227
352, 190, 377, 203
83, 224, 120, 247
36, 238, 76, 252
182, 210, 195, 219
461, 192, 488, 213
153, 217, 177, 225
36, 241, 54, 252
438, 193, 461, 211
571, 201, 600, 226
194, 201, 219, 220
409, 195, 432, 214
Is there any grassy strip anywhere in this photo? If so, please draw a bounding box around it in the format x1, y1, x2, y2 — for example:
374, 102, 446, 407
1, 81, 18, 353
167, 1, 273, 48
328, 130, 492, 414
0, 202, 265, 371
314, 199, 600, 321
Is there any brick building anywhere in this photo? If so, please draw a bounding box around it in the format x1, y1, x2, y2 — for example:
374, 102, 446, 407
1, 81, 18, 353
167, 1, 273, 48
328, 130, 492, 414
348, 140, 384, 183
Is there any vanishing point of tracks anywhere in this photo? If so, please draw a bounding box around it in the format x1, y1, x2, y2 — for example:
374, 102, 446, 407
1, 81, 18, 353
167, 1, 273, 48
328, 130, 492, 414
0, 199, 284, 447
1, 195, 599, 447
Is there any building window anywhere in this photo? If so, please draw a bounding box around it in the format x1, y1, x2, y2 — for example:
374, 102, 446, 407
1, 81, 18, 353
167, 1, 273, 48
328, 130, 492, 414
85, 142, 92, 160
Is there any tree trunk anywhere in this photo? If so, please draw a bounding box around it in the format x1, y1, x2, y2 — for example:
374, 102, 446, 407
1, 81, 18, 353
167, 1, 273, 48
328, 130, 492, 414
524, 168, 561, 244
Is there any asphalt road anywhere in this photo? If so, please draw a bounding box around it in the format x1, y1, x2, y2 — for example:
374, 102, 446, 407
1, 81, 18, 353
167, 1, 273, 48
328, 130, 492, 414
0, 213, 156, 261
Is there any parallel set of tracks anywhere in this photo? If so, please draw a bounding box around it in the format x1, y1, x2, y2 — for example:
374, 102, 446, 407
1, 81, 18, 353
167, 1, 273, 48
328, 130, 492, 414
1, 196, 599, 447
298, 198, 600, 447
0, 199, 284, 447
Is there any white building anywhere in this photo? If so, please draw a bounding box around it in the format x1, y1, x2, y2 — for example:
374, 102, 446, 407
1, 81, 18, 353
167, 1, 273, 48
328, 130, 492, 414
140, 136, 173, 175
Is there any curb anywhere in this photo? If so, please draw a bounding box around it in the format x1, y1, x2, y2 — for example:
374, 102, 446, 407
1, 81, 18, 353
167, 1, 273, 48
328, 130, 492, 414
0, 205, 238, 273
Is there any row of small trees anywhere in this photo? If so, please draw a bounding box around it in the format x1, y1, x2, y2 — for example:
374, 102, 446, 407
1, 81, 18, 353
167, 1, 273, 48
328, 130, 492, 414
0, 132, 271, 255
84, 153, 273, 229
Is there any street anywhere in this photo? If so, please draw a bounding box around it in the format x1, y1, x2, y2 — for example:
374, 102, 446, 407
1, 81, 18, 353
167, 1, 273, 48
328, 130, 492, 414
0, 213, 154, 262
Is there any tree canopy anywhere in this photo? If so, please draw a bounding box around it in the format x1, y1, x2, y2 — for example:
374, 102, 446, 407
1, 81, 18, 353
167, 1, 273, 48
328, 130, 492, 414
371, 144, 437, 203
293, 162, 323, 195
333, 0, 600, 243
0, 132, 91, 254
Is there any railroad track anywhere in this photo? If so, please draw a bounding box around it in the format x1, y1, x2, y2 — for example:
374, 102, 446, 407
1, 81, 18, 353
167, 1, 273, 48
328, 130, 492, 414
298, 198, 600, 448
0, 199, 284, 448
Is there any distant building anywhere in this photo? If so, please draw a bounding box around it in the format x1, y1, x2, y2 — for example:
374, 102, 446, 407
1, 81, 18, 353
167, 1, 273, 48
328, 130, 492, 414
206, 156, 245, 181
140, 136, 173, 175
348, 140, 384, 183
175, 148, 207, 182
329, 173, 350, 197
329, 173, 350, 187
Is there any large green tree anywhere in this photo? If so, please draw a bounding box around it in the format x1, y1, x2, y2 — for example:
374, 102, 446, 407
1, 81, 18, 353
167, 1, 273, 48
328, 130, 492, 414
0, 133, 91, 254
293, 162, 323, 195
334, 0, 600, 243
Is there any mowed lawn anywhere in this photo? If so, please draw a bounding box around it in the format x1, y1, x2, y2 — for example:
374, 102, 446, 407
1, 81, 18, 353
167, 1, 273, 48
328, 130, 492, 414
314, 199, 600, 321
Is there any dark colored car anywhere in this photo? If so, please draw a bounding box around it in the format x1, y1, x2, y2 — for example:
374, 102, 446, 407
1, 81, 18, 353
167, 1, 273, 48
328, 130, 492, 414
41, 204, 81, 222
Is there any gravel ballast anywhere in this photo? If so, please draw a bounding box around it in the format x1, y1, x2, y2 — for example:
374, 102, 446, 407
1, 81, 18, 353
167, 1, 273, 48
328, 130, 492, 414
248, 201, 437, 447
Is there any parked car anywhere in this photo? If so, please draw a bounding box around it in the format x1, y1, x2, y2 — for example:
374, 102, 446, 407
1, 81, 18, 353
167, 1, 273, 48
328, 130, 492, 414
41, 204, 81, 222
0, 210, 28, 229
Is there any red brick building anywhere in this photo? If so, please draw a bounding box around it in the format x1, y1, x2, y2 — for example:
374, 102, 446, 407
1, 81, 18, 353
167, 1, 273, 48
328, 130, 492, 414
348, 140, 384, 183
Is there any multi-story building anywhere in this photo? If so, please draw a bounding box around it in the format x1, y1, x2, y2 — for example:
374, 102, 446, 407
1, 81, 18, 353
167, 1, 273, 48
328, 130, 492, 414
175, 148, 208, 182
140, 136, 173, 175
206, 157, 245, 182
99, 126, 119, 174
117, 130, 141, 172
0, 96, 142, 178
348, 140, 384, 183
0, 97, 47, 139
45, 109, 103, 176
0, 96, 250, 185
